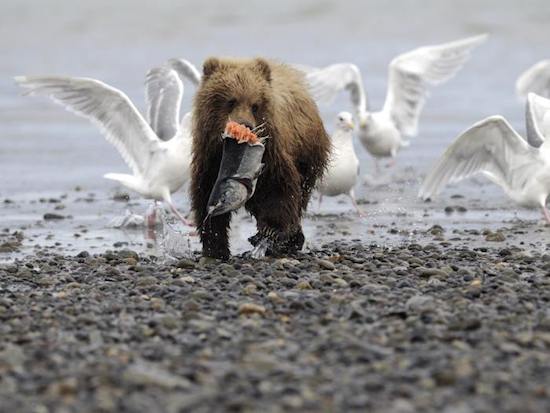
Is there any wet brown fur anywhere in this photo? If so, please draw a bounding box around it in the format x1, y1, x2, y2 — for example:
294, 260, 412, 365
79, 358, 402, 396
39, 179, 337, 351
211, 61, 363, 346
191, 57, 330, 259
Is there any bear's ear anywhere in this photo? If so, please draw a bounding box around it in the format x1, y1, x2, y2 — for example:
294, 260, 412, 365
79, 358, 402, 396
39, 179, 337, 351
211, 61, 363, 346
203, 57, 221, 79
254, 58, 271, 83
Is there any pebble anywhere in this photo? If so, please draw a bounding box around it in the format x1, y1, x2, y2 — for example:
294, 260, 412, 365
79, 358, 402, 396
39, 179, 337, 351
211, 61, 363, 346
333, 278, 349, 288
238, 303, 266, 316
417, 267, 449, 278
137, 275, 158, 287
176, 259, 196, 269
317, 259, 335, 270
485, 231, 506, 242
0, 241, 21, 253
296, 280, 312, 290
118, 250, 139, 260
43, 213, 65, 220
178, 275, 195, 284
267, 291, 285, 304
199, 256, 218, 266
123, 361, 190, 389
406, 295, 436, 313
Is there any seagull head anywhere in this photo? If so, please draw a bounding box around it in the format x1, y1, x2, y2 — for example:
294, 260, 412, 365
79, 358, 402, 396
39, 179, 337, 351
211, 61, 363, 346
336, 111, 355, 132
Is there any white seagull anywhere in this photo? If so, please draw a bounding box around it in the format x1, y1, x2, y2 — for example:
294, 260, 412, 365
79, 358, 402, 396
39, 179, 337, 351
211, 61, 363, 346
418, 93, 550, 224
318, 112, 364, 216
304, 34, 487, 169
167, 58, 202, 87
516, 59, 550, 101
15, 70, 193, 227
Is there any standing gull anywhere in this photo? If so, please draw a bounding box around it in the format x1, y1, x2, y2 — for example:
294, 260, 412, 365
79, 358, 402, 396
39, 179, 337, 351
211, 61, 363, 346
15, 71, 193, 227
516, 59, 550, 101
304, 34, 487, 169
318, 112, 364, 216
418, 93, 550, 224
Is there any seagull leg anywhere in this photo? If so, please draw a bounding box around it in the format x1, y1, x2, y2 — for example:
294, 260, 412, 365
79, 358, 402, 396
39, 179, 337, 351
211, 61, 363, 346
145, 201, 159, 240
167, 200, 194, 227
349, 189, 366, 218
146, 203, 157, 227
543, 206, 550, 225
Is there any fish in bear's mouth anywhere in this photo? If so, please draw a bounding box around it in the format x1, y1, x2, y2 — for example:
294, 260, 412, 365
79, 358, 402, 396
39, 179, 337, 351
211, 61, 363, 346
205, 121, 268, 219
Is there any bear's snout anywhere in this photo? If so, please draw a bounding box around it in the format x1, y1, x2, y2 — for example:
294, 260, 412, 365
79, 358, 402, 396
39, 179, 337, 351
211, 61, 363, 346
230, 117, 255, 131
229, 107, 257, 131
238, 120, 255, 130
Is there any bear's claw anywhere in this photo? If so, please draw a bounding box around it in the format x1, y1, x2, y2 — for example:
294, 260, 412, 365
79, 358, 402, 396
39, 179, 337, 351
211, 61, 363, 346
248, 227, 305, 257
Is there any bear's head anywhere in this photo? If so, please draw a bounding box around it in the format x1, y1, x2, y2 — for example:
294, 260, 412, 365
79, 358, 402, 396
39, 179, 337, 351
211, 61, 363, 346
194, 57, 272, 142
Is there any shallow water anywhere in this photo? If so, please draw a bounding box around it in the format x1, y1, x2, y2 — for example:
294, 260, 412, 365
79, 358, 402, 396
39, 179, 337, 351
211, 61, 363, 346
1, 0, 549, 259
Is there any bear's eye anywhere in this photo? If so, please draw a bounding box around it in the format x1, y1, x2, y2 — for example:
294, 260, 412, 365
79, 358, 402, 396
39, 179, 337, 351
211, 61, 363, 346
251, 103, 259, 114
227, 98, 237, 110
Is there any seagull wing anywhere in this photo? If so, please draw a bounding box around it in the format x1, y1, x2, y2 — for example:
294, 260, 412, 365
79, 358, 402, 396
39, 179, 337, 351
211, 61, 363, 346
303, 63, 369, 117
15, 76, 159, 177
383, 34, 487, 137
516, 60, 550, 100
145, 67, 183, 141
418, 116, 541, 200
526, 92, 550, 148
168, 58, 202, 87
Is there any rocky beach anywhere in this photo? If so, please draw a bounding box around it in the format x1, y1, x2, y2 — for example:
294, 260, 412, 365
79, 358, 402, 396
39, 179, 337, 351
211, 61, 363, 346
1, 238, 550, 412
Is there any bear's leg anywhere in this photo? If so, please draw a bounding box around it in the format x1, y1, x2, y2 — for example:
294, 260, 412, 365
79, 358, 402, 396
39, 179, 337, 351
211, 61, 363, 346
298, 158, 326, 212
248, 224, 305, 256
200, 213, 231, 260
247, 188, 305, 256
191, 152, 231, 260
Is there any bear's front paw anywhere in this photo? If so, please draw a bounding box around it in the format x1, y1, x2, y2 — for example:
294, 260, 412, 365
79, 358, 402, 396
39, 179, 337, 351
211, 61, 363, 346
248, 227, 304, 257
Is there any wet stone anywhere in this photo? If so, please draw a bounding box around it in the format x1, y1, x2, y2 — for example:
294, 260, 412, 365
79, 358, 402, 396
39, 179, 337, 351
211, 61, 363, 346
43, 213, 65, 220
176, 259, 196, 269
417, 267, 449, 278
317, 259, 335, 270
485, 231, 506, 242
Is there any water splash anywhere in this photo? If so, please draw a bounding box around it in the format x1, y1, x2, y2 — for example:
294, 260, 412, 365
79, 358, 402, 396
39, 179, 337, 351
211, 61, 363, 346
250, 238, 269, 259
158, 208, 193, 259
108, 209, 145, 228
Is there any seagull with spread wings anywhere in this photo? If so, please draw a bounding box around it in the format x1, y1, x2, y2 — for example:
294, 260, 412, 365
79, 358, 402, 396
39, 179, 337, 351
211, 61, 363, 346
419, 93, 550, 224
516, 59, 550, 101
16, 66, 193, 228
166, 58, 202, 87
304, 34, 487, 169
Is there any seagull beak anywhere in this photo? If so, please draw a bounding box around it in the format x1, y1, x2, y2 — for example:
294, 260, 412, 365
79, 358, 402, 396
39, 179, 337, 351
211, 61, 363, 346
347, 120, 355, 130
359, 119, 367, 129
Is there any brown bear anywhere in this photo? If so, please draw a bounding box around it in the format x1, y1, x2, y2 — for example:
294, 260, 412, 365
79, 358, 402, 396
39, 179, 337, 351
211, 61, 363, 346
191, 57, 331, 260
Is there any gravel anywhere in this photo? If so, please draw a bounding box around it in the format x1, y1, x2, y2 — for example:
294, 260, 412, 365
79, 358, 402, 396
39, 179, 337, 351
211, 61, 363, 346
1, 242, 550, 412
